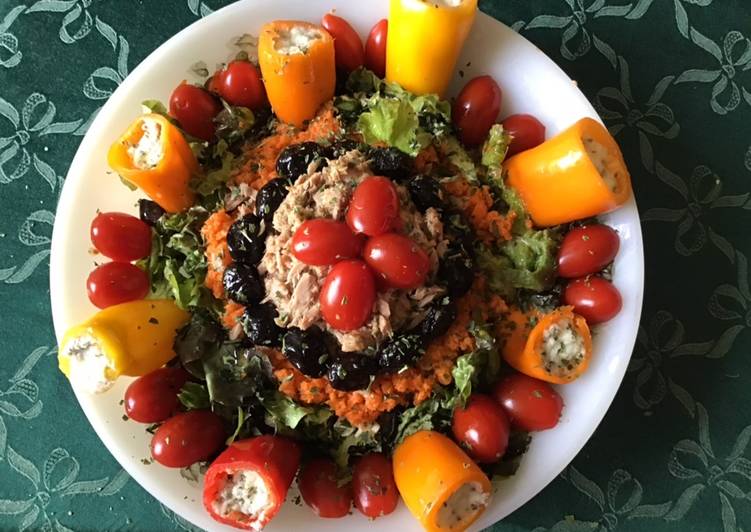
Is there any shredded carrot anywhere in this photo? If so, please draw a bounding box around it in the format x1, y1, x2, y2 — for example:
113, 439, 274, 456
223, 301, 245, 330
443, 177, 515, 244
201, 209, 235, 299
415, 145, 439, 174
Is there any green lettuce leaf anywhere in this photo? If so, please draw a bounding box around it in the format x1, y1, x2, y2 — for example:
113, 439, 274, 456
439, 136, 479, 184
262, 392, 313, 430
177, 382, 211, 410
357, 99, 423, 156
481, 124, 512, 168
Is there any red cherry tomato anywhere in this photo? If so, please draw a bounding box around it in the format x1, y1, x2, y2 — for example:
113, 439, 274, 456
451, 394, 510, 463
124, 367, 191, 423
291, 219, 363, 266
502, 114, 546, 157
298, 458, 352, 518
87, 262, 149, 309
352, 453, 399, 518
320, 260, 376, 331
452, 75, 502, 147
321, 13, 365, 72
215, 60, 267, 110
492, 374, 563, 431
346, 176, 400, 236
557, 224, 620, 278
564, 276, 623, 324
151, 410, 225, 468
364, 233, 430, 290
90, 212, 152, 262
169, 82, 221, 141
365, 19, 388, 78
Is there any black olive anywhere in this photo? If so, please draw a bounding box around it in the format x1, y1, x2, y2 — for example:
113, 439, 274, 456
438, 249, 474, 298
255, 178, 290, 221
377, 405, 406, 450
275, 142, 328, 181
326, 138, 360, 159
282, 327, 330, 378
138, 199, 165, 226
408, 175, 445, 211
368, 147, 413, 181
227, 214, 266, 265
327, 353, 379, 391
241, 303, 283, 347
223, 263, 264, 304
377, 334, 425, 373
418, 297, 458, 343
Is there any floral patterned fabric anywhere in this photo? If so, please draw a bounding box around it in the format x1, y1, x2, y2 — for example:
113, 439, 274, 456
1, 1, 749, 531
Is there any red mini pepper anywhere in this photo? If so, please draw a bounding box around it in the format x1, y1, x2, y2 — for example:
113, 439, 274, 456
203, 435, 301, 530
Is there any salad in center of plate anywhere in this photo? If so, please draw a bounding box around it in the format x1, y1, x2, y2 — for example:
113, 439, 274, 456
58, 2, 633, 531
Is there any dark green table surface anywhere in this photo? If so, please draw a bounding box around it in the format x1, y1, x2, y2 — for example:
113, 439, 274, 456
2, 0, 750, 530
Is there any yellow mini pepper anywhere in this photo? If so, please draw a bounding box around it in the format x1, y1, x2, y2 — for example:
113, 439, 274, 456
258, 21, 336, 128
386, 0, 478, 97
393, 431, 492, 532
58, 300, 189, 394
107, 113, 198, 213
504, 118, 632, 227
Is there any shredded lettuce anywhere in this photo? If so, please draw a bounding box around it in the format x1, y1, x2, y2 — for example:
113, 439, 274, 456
481, 124, 512, 168
357, 99, 425, 156
439, 136, 479, 184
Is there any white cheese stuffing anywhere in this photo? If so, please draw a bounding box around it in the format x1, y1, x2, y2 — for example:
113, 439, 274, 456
582, 136, 621, 193
61, 333, 115, 394
436, 482, 489, 529
213, 470, 271, 526
274, 25, 323, 55
127, 118, 163, 170
541, 319, 585, 377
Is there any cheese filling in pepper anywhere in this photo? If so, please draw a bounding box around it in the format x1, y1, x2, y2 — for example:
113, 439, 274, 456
273, 25, 324, 55
127, 117, 164, 170
213, 470, 272, 525
435, 481, 490, 529
541, 318, 587, 378
60, 332, 117, 394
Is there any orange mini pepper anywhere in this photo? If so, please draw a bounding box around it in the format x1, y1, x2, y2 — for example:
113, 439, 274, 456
258, 21, 336, 128
107, 113, 197, 213
504, 117, 632, 227
393, 430, 492, 532
499, 306, 592, 384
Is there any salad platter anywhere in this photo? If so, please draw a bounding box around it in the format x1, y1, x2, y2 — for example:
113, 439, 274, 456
50, 0, 644, 530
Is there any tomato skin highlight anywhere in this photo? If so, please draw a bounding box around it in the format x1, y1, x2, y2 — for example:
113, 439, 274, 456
168, 82, 221, 141
501, 113, 546, 157
352, 453, 399, 518
346, 176, 400, 237
321, 13, 365, 72
564, 276, 623, 324
558, 224, 620, 278
320, 260, 376, 331
452, 75, 502, 147
214, 60, 267, 110
90, 212, 152, 262
492, 373, 563, 431
365, 19, 388, 78
87, 262, 149, 309
124, 367, 191, 423
451, 394, 510, 463
364, 233, 430, 290
291, 219, 363, 266
151, 410, 225, 468
203, 436, 301, 530
298, 458, 353, 518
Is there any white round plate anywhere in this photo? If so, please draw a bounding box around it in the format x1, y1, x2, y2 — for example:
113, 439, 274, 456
50, 1, 644, 530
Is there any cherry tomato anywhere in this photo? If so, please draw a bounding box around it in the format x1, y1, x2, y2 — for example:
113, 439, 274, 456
557, 224, 620, 278
365, 19, 388, 78
322, 14, 365, 72
352, 453, 399, 518
564, 276, 623, 324
215, 60, 267, 110
364, 233, 429, 290
291, 219, 363, 266
451, 394, 510, 463
452, 75, 502, 147
169, 82, 221, 141
90, 212, 152, 262
298, 458, 352, 518
320, 260, 376, 331
87, 262, 149, 309
151, 410, 225, 468
502, 114, 546, 157
492, 374, 563, 431
346, 176, 400, 237
124, 367, 191, 423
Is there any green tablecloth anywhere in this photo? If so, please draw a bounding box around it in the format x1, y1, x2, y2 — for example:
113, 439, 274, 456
2, 0, 750, 530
